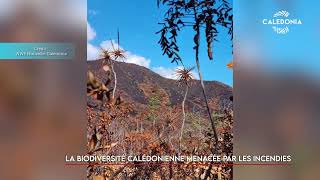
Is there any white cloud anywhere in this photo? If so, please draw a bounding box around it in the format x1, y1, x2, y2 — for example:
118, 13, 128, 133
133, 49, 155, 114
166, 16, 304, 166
87, 22, 96, 41
87, 21, 99, 60
87, 43, 100, 60
125, 52, 151, 68
152, 66, 199, 80
152, 66, 178, 79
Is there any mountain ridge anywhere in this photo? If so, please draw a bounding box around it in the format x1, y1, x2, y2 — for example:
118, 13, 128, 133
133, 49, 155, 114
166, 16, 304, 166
88, 59, 233, 112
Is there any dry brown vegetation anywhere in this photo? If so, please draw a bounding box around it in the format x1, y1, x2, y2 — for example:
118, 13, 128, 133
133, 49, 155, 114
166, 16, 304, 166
87, 0, 233, 178
87, 63, 233, 179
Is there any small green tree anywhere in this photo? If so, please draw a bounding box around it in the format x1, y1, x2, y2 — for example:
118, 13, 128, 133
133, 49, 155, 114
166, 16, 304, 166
147, 94, 161, 126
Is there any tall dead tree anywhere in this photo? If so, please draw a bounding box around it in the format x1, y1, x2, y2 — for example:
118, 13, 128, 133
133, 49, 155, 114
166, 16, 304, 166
100, 30, 125, 99
157, 0, 233, 154
175, 67, 194, 154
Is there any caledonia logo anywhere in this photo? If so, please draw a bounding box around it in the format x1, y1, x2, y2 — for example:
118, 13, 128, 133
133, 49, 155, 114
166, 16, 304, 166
262, 10, 303, 34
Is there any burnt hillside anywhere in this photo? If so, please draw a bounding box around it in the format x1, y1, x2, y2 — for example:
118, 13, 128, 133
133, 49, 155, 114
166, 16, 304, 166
88, 59, 233, 112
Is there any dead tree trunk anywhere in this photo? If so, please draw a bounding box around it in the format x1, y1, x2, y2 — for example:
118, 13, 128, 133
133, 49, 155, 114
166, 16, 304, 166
179, 85, 189, 153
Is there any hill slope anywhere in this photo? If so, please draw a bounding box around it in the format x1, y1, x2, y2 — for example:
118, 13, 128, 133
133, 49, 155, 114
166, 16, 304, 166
88, 60, 233, 112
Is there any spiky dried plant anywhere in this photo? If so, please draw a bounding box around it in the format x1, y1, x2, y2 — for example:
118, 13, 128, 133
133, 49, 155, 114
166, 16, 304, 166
110, 30, 126, 60
111, 49, 126, 59
176, 67, 195, 86
99, 30, 126, 99
110, 41, 126, 60
100, 48, 112, 60
175, 66, 194, 153
100, 48, 112, 70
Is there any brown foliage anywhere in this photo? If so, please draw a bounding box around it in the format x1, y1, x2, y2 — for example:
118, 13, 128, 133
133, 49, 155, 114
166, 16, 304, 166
87, 68, 233, 179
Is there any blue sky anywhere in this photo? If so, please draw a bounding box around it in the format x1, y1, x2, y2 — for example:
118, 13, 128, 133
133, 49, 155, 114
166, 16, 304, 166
88, 0, 233, 86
